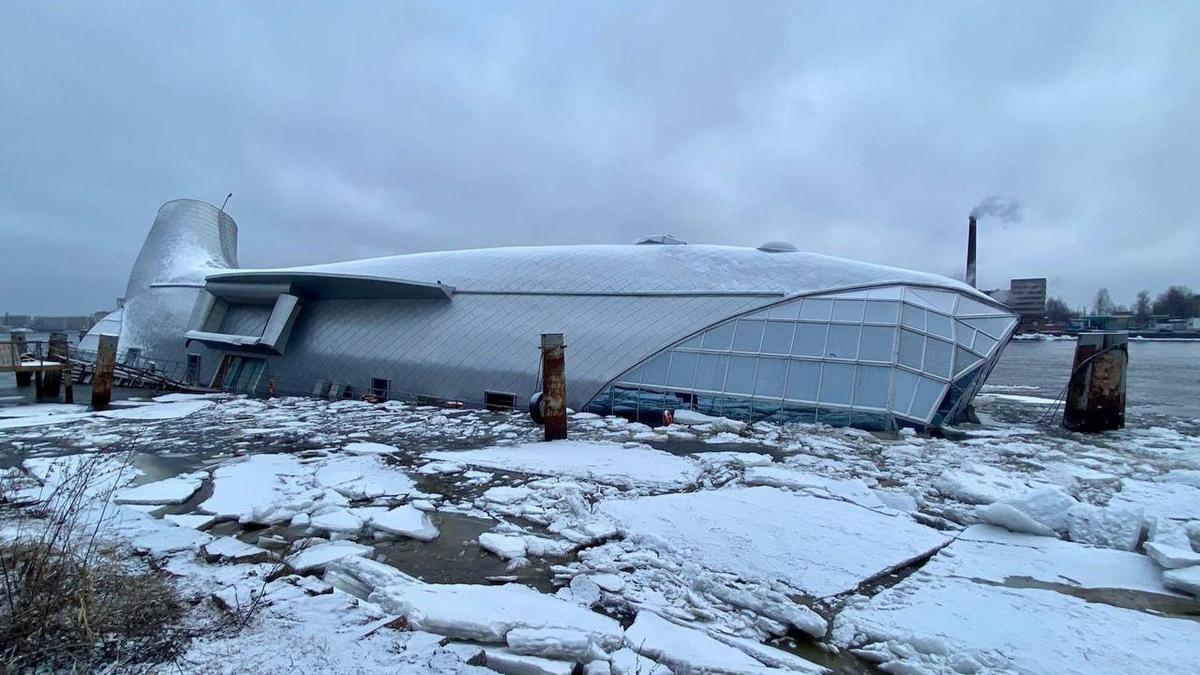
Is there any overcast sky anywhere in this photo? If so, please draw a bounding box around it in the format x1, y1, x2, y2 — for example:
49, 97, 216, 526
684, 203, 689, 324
2, 1, 1197, 315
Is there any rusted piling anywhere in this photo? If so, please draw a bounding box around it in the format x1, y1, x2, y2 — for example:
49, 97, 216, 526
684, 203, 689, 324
91, 334, 118, 410
541, 333, 567, 441
1063, 332, 1127, 432
12, 332, 31, 387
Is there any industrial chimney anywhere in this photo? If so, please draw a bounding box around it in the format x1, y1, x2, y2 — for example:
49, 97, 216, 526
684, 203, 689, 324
965, 215, 978, 288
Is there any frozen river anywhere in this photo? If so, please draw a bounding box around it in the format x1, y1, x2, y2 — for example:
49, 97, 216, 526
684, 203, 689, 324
1, 335, 1199, 673
989, 339, 1200, 421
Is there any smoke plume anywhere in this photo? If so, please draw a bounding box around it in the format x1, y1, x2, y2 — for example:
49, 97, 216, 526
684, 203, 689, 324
970, 195, 1023, 222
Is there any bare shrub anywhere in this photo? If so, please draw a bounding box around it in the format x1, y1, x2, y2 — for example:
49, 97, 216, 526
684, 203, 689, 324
0, 447, 187, 671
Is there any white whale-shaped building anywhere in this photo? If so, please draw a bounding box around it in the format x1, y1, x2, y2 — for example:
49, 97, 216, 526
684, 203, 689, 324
87, 199, 1018, 430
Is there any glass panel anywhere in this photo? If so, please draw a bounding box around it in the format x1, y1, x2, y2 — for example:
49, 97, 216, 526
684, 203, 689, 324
900, 303, 926, 331
955, 296, 1004, 316
744, 307, 770, 319
798, 298, 833, 321
864, 300, 899, 323
893, 369, 920, 415
854, 365, 891, 409
859, 325, 896, 362
972, 331, 998, 356
926, 312, 953, 339
825, 324, 860, 360
678, 334, 703, 350
867, 286, 903, 300
819, 362, 855, 405
898, 329, 924, 370
768, 300, 801, 320
701, 322, 736, 350
760, 321, 795, 355
909, 288, 957, 313
791, 323, 828, 357
954, 346, 981, 377
754, 357, 787, 398
784, 360, 820, 402
617, 365, 643, 386
725, 355, 757, 394
732, 320, 766, 352
923, 337, 953, 379
694, 354, 728, 391
903, 288, 939, 311
641, 351, 671, 386
832, 299, 865, 322
666, 350, 699, 388
962, 316, 1015, 338
911, 377, 948, 420
954, 321, 976, 347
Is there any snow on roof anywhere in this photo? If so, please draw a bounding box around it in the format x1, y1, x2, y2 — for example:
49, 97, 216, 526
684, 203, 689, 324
211, 244, 989, 300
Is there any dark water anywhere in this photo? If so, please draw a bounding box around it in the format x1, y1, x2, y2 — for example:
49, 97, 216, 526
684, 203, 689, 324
988, 339, 1200, 420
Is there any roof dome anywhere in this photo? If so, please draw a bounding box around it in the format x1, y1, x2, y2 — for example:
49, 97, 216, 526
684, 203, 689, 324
757, 240, 798, 253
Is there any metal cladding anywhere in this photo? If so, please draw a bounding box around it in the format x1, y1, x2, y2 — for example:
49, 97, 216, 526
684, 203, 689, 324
82, 200, 239, 363
96, 199, 1019, 430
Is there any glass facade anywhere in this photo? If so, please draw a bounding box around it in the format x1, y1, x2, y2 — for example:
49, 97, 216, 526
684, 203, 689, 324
585, 284, 1017, 430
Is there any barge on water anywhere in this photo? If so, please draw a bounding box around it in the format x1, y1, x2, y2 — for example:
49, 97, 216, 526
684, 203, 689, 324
82, 199, 1018, 431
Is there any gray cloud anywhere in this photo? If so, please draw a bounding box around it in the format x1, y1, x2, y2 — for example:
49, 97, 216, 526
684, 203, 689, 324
1, 1, 1197, 313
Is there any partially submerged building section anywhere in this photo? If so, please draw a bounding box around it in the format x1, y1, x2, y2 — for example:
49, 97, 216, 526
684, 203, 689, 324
86, 199, 1017, 430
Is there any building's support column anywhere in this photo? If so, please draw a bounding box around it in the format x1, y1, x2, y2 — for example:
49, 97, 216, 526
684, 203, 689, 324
91, 334, 118, 410
12, 332, 31, 387
541, 333, 567, 441
1063, 332, 1127, 432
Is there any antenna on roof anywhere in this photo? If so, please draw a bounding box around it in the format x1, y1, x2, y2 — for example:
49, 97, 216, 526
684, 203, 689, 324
220, 192, 233, 212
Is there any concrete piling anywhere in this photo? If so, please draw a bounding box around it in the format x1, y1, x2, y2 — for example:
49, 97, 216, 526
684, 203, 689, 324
1063, 332, 1128, 433
91, 334, 118, 410
541, 332, 567, 441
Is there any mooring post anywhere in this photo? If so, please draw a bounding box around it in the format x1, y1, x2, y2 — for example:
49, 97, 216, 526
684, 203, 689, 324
1063, 332, 1127, 433
12, 332, 31, 387
41, 331, 67, 400
541, 332, 567, 441
91, 333, 118, 410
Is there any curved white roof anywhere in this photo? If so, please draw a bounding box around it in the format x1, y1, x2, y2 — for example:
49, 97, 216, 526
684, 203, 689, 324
212, 244, 991, 300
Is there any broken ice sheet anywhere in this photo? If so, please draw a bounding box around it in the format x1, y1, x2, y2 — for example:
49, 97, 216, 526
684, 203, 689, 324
938, 525, 1182, 597
425, 440, 701, 491
368, 582, 624, 648
598, 486, 950, 598
833, 574, 1198, 673
114, 473, 204, 505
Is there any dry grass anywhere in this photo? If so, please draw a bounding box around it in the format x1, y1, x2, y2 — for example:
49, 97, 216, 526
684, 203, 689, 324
0, 447, 188, 672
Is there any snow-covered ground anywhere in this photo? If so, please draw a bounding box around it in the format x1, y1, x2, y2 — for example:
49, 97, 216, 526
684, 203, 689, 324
2, 390, 1199, 673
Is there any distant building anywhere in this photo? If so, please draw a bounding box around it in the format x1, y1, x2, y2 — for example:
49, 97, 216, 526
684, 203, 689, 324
984, 278, 1046, 328
1007, 278, 1047, 320
1069, 314, 1169, 332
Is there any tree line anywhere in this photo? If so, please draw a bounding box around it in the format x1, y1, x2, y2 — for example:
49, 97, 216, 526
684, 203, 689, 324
1044, 286, 1199, 323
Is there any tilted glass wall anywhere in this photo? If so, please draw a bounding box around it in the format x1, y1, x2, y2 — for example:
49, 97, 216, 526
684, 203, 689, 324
585, 284, 1017, 430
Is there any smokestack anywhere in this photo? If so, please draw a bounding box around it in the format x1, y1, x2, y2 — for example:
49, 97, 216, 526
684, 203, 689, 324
966, 215, 978, 288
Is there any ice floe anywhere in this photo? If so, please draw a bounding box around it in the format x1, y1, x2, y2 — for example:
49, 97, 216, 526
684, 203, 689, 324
114, 472, 205, 505
598, 486, 950, 598
373, 504, 440, 541
833, 574, 1197, 673
369, 582, 624, 648
426, 440, 701, 491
